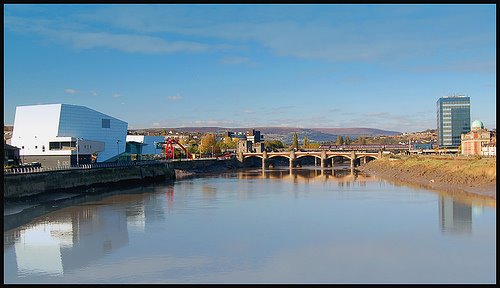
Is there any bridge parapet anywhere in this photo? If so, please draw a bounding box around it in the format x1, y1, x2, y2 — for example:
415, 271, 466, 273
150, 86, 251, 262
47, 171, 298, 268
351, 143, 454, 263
240, 150, 382, 169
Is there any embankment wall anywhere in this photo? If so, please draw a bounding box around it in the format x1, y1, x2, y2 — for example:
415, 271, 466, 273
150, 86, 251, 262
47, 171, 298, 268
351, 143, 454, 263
4, 162, 175, 199
3, 159, 243, 199
170, 158, 242, 173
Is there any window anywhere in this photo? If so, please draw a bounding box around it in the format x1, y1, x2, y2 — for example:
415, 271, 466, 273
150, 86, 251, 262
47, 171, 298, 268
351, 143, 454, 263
49, 142, 62, 150
42, 145, 45, 152
35, 146, 38, 149
102, 119, 111, 128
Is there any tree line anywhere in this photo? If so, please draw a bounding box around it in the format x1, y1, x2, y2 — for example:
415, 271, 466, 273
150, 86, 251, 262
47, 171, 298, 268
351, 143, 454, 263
151, 131, 383, 158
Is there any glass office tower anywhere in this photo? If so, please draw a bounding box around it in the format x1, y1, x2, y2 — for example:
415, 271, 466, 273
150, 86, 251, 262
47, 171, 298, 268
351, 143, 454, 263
436, 96, 471, 147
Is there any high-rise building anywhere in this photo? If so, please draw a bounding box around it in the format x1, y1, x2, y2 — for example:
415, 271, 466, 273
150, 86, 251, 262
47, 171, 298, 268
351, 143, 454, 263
436, 95, 470, 147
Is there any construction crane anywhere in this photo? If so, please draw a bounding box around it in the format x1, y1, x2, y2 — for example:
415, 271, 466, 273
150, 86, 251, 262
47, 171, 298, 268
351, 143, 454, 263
163, 138, 192, 160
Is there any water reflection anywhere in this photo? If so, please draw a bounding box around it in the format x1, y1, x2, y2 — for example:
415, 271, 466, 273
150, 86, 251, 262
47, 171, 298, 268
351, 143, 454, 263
240, 167, 364, 182
439, 196, 472, 234
10, 204, 129, 277
4, 189, 175, 278
3, 168, 495, 283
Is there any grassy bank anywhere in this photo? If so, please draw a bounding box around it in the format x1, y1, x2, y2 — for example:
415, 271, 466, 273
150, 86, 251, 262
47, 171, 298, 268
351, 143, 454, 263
361, 155, 496, 199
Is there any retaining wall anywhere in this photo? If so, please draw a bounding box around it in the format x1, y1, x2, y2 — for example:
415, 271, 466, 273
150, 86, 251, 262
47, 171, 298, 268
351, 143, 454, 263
170, 158, 242, 173
4, 162, 175, 199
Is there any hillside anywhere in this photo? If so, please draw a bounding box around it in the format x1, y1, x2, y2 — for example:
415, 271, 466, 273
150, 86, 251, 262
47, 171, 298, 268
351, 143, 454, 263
135, 126, 401, 143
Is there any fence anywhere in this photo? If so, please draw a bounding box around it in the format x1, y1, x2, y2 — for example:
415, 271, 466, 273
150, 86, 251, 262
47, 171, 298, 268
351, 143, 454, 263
4, 160, 170, 175
3, 157, 231, 175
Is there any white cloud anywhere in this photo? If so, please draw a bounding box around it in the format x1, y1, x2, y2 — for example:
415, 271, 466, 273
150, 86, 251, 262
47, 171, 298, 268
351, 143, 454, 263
192, 120, 239, 126
112, 93, 121, 98
5, 16, 231, 55
220, 56, 251, 65
64, 31, 213, 54
409, 59, 496, 74
70, 6, 494, 65
64, 88, 78, 94
6, 7, 494, 65
90, 91, 98, 96
167, 95, 183, 101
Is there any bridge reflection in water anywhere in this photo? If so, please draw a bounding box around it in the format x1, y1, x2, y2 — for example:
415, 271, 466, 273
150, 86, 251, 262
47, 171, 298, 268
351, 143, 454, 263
4, 166, 494, 282
235, 166, 378, 186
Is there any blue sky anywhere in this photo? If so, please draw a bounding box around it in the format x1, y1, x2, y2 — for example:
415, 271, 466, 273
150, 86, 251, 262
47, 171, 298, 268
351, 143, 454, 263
4, 4, 496, 132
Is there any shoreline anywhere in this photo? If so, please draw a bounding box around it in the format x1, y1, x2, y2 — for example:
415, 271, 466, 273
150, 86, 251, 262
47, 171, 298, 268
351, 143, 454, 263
360, 156, 496, 201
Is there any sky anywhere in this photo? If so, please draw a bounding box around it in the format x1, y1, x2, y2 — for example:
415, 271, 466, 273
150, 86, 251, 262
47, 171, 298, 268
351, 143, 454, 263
3, 4, 496, 133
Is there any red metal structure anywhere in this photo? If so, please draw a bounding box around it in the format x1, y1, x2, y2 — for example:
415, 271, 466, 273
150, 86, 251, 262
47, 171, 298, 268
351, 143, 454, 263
163, 138, 192, 160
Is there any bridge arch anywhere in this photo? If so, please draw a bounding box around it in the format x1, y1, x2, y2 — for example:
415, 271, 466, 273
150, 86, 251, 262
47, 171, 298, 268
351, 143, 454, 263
268, 155, 291, 160
326, 155, 352, 162
267, 155, 293, 168
295, 154, 322, 161
241, 155, 265, 168
294, 154, 323, 167
243, 154, 264, 160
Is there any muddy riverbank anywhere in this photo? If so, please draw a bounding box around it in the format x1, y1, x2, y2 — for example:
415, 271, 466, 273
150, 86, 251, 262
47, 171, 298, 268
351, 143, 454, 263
360, 155, 496, 200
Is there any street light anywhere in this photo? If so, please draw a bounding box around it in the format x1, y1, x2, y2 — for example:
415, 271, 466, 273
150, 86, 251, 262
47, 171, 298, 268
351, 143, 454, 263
76, 138, 82, 166
116, 140, 121, 157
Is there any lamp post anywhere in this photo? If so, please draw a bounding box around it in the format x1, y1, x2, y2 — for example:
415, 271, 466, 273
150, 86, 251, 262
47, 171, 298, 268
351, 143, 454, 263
116, 140, 121, 157
76, 138, 81, 166
76, 138, 79, 166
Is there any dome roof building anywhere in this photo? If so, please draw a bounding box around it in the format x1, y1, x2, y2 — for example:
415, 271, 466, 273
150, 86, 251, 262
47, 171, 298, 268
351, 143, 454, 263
471, 120, 484, 130
461, 119, 495, 156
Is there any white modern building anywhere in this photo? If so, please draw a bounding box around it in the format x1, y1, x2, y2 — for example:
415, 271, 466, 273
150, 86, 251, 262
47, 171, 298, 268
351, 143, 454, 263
10, 104, 128, 166
125, 135, 165, 155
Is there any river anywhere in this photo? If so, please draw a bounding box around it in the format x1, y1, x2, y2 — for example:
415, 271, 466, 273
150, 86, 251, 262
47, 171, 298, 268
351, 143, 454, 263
3, 167, 496, 284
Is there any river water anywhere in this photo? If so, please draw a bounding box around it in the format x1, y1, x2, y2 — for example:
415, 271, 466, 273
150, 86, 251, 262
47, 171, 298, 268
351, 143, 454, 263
3, 168, 496, 284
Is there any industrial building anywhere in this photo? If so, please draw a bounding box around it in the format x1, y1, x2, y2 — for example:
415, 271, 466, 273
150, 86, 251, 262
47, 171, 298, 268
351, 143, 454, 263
436, 95, 470, 147
237, 129, 265, 153
10, 104, 128, 167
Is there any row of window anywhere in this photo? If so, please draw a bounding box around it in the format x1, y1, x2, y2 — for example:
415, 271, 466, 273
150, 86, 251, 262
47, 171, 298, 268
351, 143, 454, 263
20, 142, 93, 152
20, 145, 46, 152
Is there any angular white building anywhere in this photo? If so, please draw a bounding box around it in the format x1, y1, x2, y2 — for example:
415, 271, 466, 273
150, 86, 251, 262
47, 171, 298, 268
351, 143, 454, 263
125, 135, 165, 155
11, 104, 128, 166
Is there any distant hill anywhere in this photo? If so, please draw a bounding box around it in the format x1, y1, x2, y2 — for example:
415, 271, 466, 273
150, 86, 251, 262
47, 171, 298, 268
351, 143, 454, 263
132, 126, 401, 144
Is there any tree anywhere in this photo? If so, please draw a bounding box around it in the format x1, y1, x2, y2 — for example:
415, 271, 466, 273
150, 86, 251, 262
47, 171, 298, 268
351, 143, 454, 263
188, 143, 199, 155
356, 136, 367, 145
265, 140, 285, 151
292, 132, 299, 150
199, 133, 220, 156
221, 136, 238, 150
335, 135, 344, 145
308, 142, 321, 149
303, 136, 310, 149
345, 135, 350, 145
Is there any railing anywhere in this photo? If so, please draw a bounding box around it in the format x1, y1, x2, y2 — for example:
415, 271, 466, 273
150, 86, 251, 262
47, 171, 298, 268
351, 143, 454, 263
3, 157, 234, 175
4, 160, 167, 175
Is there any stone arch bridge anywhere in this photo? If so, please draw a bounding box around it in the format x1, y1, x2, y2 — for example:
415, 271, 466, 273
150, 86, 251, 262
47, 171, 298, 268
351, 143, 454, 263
237, 150, 383, 170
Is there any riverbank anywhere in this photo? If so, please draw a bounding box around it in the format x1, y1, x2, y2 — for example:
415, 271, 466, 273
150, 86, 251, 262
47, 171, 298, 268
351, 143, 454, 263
3, 162, 175, 199
171, 158, 243, 179
360, 155, 496, 200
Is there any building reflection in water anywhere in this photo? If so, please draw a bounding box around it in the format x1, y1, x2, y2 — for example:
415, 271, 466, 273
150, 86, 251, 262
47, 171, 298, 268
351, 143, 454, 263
12, 203, 129, 276
439, 195, 472, 234
7, 168, 484, 279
